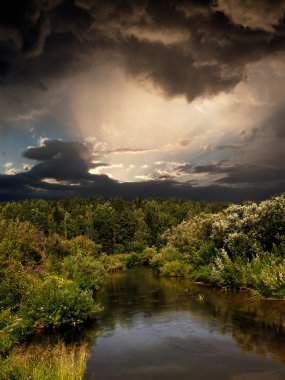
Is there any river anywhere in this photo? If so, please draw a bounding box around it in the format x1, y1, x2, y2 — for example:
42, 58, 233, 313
76, 268, 285, 379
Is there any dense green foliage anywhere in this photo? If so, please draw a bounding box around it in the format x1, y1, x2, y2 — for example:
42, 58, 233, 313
0, 197, 225, 252
148, 195, 285, 299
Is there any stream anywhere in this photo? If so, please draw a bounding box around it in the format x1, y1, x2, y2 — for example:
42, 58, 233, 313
80, 269, 285, 379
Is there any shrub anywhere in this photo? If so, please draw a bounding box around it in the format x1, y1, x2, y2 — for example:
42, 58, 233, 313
63, 236, 102, 257
99, 253, 127, 272
140, 247, 157, 265
250, 256, 285, 299
23, 276, 102, 327
187, 242, 218, 266
0, 262, 38, 310
45, 234, 70, 259
63, 255, 106, 291
150, 245, 181, 269
224, 232, 262, 260
191, 265, 212, 282
0, 310, 34, 355
160, 260, 192, 277
162, 214, 214, 254
149, 252, 165, 270
210, 249, 250, 288
126, 253, 141, 268
0, 220, 44, 265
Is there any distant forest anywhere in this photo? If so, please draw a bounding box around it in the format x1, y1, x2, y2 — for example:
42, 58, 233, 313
0, 197, 227, 253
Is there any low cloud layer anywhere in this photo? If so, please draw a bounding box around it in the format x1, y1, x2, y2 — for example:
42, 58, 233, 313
176, 161, 285, 186
0, 138, 283, 202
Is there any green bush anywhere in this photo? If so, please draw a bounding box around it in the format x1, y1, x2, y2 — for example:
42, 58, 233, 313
191, 265, 212, 282
150, 245, 181, 269
209, 250, 285, 299
126, 253, 142, 268
0, 262, 37, 310
140, 247, 157, 265
63, 255, 106, 291
210, 249, 250, 288
250, 256, 285, 299
0, 310, 34, 354
187, 243, 218, 266
23, 276, 102, 327
99, 253, 127, 272
224, 232, 262, 260
160, 260, 192, 277
63, 236, 102, 257
149, 252, 164, 270
0, 220, 44, 265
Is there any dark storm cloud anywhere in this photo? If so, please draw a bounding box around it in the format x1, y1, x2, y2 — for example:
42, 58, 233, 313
1, 0, 285, 111
24, 139, 91, 161
175, 160, 285, 186
193, 163, 234, 174
0, 168, 283, 203
63, 0, 285, 102
175, 162, 236, 176
0, 0, 93, 83
175, 163, 194, 173
120, 37, 243, 102
23, 139, 106, 181
216, 0, 285, 32
0, 138, 282, 202
215, 165, 285, 185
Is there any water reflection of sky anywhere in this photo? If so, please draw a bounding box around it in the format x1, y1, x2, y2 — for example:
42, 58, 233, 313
84, 270, 285, 380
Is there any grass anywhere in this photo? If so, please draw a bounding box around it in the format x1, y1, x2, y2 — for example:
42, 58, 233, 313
0, 341, 89, 380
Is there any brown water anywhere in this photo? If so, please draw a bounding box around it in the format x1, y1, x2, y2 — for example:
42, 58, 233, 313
83, 269, 285, 380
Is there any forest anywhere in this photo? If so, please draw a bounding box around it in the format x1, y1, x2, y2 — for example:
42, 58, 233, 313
0, 194, 284, 378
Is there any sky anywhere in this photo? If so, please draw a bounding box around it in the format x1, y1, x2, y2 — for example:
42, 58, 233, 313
0, 0, 285, 201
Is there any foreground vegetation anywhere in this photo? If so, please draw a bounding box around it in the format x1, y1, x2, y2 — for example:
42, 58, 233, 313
1, 342, 88, 380
0, 195, 284, 378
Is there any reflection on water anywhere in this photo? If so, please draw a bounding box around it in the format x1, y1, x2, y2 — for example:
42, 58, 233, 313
81, 269, 285, 380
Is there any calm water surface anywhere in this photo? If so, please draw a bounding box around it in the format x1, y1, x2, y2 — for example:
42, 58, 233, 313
82, 269, 285, 380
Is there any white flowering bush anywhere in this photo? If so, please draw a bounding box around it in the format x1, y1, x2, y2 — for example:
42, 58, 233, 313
224, 232, 263, 259
211, 195, 285, 255
161, 194, 285, 298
